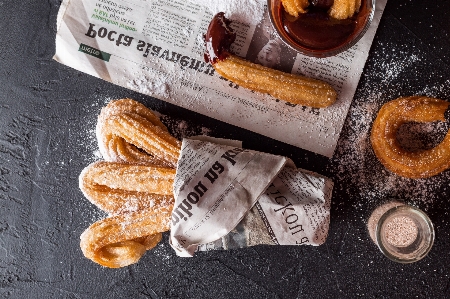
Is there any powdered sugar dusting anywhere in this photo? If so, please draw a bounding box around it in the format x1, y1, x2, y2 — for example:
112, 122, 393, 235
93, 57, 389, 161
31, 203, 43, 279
330, 40, 450, 213
196, 0, 265, 24
127, 74, 171, 99
79, 97, 113, 164
330, 88, 450, 212
397, 121, 448, 152
160, 116, 212, 140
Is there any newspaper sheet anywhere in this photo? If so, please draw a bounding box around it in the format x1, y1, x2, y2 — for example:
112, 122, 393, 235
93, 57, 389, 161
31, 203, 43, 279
170, 138, 333, 257
54, 0, 387, 157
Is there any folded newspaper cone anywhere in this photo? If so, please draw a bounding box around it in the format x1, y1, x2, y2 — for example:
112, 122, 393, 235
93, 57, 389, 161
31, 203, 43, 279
170, 137, 333, 257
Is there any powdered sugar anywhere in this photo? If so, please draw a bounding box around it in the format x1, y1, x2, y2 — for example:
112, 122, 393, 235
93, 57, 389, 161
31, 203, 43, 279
78, 97, 113, 164
160, 116, 212, 140
196, 0, 266, 24
331, 94, 450, 211
384, 216, 418, 247
127, 74, 171, 99
329, 40, 450, 211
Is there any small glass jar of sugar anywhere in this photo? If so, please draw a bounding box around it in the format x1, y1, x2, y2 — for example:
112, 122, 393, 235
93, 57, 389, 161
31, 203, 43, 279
373, 204, 434, 263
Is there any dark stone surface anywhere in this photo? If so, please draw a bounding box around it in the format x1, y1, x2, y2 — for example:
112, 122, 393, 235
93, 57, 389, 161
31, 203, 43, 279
1, 0, 450, 298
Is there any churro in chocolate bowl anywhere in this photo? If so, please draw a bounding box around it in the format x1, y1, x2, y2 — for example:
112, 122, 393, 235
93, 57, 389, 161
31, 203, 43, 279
269, 0, 374, 57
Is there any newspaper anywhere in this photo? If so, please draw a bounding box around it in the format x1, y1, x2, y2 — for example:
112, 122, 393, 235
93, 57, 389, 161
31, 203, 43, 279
54, 0, 387, 157
170, 138, 333, 257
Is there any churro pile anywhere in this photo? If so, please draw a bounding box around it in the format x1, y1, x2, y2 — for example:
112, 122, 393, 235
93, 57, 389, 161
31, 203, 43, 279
79, 99, 181, 268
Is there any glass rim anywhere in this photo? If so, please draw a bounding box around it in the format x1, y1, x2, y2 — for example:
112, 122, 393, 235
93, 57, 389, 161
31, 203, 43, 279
267, 0, 376, 58
375, 205, 435, 264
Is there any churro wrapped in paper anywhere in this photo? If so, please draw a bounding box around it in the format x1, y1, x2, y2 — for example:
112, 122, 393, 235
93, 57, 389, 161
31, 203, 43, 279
170, 137, 333, 257
79, 99, 333, 266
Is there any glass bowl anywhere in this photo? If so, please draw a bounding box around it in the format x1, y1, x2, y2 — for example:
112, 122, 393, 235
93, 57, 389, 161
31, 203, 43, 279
376, 205, 434, 264
268, 0, 375, 58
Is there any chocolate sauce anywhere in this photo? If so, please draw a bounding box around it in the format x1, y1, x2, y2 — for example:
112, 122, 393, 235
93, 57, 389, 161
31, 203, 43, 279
310, 0, 334, 10
204, 12, 236, 64
281, 0, 365, 50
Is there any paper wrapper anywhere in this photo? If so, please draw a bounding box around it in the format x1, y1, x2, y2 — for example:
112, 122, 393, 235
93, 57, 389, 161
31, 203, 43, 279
170, 138, 333, 257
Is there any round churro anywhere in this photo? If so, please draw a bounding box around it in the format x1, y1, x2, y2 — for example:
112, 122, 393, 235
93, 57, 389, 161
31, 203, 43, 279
371, 96, 450, 178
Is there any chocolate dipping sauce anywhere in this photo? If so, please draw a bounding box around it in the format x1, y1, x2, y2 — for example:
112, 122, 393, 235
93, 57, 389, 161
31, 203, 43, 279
282, 6, 356, 50
204, 12, 236, 64
269, 0, 374, 57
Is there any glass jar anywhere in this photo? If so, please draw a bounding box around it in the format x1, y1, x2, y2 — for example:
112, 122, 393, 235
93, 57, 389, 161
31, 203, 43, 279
375, 205, 434, 263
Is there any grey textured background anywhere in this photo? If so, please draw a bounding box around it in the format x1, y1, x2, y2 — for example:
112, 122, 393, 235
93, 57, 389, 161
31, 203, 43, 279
1, 0, 450, 298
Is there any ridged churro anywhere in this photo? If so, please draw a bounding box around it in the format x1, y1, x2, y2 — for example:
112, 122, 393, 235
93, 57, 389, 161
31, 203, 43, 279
280, 0, 361, 19
79, 161, 175, 214
97, 99, 181, 167
213, 55, 337, 108
281, 0, 310, 17
205, 12, 336, 108
80, 207, 172, 268
329, 0, 361, 20
371, 96, 450, 178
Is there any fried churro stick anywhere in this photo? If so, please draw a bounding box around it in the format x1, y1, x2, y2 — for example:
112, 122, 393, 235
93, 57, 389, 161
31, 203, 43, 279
79, 160, 175, 267
213, 55, 337, 108
281, 0, 310, 17
102, 113, 181, 166
205, 13, 336, 108
329, 0, 361, 20
97, 99, 181, 167
98, 98, 168, 131
371, 96, 450, 178
79, 161, 175, 214
80, 207, 172, 268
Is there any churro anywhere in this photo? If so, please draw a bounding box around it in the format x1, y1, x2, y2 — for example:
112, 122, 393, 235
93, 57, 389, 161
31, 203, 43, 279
97, 99, 181, 167
329, 0, 361, 20
205, 12, 336, 108
280, 0, 361, 20
79, 161, 175, 214
281, 0, 309, 17
212, 55, 337, 108
80, 99, 179, 268
80, 207, 172, 268
371, 96, 450, 178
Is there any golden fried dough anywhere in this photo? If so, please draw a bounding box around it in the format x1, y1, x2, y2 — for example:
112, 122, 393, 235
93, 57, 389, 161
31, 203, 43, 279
329, 0, 361, 20
205, 13, 336, 108
79, 161, 175, 214
213, 55, 337, 108
281, 0, 310, 17
97, 99, 181, 167
80, 99, 180, 268
371, 96, 450, 178
80, 207, 172, 268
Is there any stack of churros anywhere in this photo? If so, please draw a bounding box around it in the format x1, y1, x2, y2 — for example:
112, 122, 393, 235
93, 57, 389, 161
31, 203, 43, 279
79, 99, 181, 268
